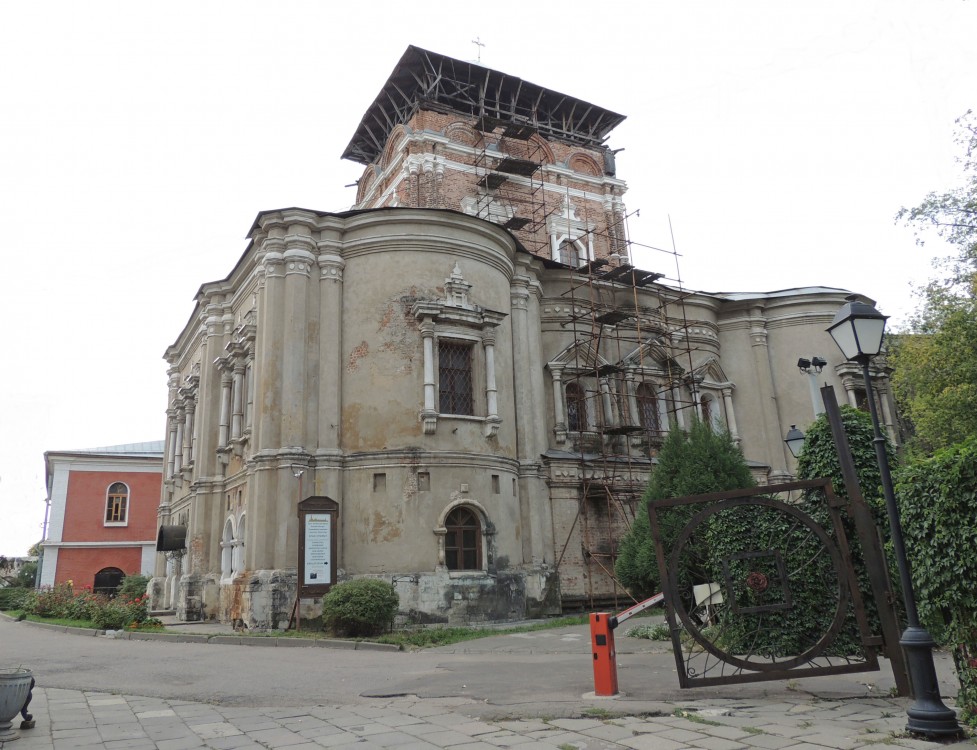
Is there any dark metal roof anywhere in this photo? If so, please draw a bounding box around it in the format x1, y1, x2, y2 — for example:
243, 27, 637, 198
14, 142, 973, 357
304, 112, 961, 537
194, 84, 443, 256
342, 45, 626, 166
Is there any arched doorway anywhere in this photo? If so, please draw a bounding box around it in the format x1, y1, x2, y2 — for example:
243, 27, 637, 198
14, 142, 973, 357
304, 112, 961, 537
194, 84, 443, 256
93, 567, 124, 595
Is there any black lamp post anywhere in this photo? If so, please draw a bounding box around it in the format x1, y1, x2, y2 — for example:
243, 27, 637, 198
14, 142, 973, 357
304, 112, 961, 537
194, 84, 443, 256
784, 425, 805, 459
827, 296, 960, 737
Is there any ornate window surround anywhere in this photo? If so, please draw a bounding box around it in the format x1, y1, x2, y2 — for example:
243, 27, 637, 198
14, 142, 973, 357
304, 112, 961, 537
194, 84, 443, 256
433, 498, 494, 574
547, 196, 595, 266
413, 264, 507, 437
686, 358, 739, 442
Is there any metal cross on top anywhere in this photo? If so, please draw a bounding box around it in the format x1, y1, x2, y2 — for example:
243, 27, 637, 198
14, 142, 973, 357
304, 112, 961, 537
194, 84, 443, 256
471, 37, 485, 63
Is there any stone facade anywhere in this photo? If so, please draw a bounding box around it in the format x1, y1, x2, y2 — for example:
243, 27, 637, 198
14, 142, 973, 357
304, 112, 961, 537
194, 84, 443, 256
151, 47, 898, 627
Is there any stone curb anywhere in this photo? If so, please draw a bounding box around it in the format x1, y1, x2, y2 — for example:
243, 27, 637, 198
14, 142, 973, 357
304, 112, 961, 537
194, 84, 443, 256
0, 612, 104, 637
0, 614, 401, 650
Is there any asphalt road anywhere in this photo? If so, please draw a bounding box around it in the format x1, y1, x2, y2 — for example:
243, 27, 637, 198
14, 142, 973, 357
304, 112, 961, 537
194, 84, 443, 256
0, 617, 955, 719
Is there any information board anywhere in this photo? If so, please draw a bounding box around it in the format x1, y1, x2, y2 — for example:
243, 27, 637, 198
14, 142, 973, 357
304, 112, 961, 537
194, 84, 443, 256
304, 513, 331, 585
297, 496, 338, 597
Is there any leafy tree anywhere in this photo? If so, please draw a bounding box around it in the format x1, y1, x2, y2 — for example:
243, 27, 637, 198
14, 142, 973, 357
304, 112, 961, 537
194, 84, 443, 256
615, 420, 755, 599
894, 110, 977, 452
889, 298, 977, 453
15, 561, 37, 588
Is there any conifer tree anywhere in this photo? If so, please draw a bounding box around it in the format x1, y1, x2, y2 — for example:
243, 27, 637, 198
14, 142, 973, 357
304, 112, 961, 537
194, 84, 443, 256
615, 419, 754, 599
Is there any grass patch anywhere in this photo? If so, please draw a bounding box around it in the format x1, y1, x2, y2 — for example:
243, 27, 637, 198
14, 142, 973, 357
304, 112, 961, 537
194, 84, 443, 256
673, 709, 722, 726
11, 608, 591, 649
743, 727, 765, 735
372, 614, 590, 649
627, 622, 671, 640
20, 613, 98, 629
581, 707, 623, 719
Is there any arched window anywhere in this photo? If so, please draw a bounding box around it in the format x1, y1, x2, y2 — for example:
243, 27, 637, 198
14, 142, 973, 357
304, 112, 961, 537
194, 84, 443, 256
220, 518, 234, 581
636, 383, 661, 434
701, 394, 723, 432
105, 482, 129, 525
566, 382, 587, 431
557, 239, 582, 267
232, 515, 246, 576
444, 506, 481, 571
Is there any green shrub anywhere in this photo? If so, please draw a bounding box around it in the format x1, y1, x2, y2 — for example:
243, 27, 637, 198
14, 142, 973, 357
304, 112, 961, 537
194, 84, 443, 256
92, 593, 149, 630
20, 582, 150, 630
117, 574, 151, 599
627, 622, 671, 640
782, 405, 901, 657
322, 578, 399, 637
702, 494, 866, 658
896, 437, 977, 726
0, 587, 28, 610
23, 582, 75, 617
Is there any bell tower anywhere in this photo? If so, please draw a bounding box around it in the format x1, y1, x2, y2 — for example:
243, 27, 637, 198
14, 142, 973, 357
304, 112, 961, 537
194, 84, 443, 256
342, 46, 630, 267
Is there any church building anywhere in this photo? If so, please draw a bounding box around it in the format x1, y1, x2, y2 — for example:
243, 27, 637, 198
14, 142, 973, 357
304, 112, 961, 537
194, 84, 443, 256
151, 47, 896, 627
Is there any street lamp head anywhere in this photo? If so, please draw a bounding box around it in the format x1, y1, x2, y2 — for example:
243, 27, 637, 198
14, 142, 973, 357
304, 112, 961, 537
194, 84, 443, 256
784, 424, 806, 458
827, 296, 889, 362
811, 356, 827, 373
796, 357, 811, 373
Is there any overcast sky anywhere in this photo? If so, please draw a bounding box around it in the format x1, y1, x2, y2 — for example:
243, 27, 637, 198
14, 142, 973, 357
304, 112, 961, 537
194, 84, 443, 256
1, 1, 973, 557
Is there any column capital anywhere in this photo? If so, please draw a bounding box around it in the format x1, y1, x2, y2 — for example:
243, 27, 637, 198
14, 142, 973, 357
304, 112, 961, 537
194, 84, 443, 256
317, 251, 345, 282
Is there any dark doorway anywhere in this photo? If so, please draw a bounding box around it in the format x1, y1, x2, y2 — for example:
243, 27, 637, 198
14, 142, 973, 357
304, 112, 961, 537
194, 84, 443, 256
93, 567, 124, 595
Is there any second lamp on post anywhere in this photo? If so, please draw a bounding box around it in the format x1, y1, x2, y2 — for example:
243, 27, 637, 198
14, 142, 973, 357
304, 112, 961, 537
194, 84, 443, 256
826, 295, 960, 737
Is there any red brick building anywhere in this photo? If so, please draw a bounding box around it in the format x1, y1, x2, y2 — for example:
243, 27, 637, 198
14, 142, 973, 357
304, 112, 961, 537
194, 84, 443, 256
40, 442, 163, 591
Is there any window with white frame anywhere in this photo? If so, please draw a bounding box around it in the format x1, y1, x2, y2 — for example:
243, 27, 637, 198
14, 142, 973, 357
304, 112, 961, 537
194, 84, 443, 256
105, 482, 129, 525
220, 518, 234, 581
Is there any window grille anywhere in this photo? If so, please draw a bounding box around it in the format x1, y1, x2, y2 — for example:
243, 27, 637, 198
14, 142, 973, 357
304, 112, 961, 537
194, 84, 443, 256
566, 382, 587, 431
439, 340, 474, 415
637, 383, 661, 434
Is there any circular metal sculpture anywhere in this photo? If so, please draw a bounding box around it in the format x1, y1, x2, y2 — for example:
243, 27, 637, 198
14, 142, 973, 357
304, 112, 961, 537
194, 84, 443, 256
666, 495, 851, 675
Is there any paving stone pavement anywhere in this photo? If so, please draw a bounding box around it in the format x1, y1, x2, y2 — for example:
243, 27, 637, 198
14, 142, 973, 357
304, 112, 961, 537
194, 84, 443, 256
5, 688, 974, 750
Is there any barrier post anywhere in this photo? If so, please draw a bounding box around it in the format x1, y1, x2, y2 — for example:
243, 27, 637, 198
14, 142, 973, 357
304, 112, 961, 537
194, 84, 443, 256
589, 612, 619, 696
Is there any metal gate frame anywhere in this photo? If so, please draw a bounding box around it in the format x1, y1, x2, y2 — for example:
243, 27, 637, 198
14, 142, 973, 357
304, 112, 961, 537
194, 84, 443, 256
649, 478, 881, 688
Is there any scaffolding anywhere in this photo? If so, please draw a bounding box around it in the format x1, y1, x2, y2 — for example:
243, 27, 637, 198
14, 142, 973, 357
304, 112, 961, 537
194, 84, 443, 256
551, 214, 705, 612
471, 117, 552, 258
466, 102, 704, 613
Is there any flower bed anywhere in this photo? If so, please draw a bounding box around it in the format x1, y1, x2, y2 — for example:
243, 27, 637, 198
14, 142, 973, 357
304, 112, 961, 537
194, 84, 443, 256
20, 582, 158, 630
